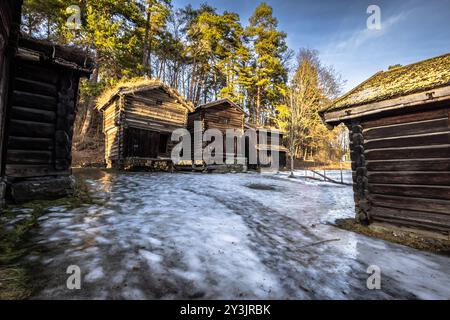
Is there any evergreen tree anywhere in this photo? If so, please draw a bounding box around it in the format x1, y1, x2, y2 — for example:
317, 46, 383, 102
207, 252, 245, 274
246, 3, 289, 126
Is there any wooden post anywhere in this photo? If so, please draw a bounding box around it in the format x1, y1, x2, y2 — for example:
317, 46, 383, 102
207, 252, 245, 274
55, 71, 76, 171
348, 120, 371, 225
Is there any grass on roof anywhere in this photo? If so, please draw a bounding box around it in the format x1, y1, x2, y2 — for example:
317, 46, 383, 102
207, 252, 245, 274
323, 52, 450, 113
96, 78, 165, 110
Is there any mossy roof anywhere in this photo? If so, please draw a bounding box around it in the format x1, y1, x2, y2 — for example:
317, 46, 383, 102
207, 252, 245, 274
196, 98, 246, 114
96, 78, 193, 112
323, 52, 450, 113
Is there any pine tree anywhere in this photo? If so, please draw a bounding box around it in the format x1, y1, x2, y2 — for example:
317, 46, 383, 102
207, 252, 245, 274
246, 3, 289, 127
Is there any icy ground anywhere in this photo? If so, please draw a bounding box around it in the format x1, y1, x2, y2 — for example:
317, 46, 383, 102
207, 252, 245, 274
23, 169, 450, 299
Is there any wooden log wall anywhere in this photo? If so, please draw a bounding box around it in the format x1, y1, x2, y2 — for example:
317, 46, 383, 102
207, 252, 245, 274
348, 120, 371, 224
102, 87, 189, 167
353, 106, 450, 235
0, 0, 21, 178
203, 105, 244, 133
202, 104, 245, 159
103, 99, 121, 164
186, 104, 245, 164
4, 59, 79, 178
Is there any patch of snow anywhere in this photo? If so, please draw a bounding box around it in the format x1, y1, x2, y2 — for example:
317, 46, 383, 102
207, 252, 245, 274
23, 170, 450, 300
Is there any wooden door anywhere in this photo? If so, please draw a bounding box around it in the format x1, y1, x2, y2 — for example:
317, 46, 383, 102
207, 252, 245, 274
125, 127, 160, 158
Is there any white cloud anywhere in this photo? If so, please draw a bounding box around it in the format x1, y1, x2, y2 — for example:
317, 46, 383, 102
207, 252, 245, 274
333, 11, 410, 51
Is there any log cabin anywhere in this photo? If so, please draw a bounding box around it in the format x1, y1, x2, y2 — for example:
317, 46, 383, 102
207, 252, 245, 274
0, 0, 22, 205
96, 80, 194, 170
187, 98, 246, 172
1, 36, 93, 204
321, 53, 450, 239
0, 0, 93, 204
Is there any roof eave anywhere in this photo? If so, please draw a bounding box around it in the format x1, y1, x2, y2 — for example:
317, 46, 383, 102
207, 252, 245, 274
197, 98, 246, 115
322, 85, 450, 127
96, 83, 194, 113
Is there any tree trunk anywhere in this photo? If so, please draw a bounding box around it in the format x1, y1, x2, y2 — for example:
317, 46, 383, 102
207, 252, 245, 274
77, 63, 99, 147
142, 2, 153, 75
256, 86, 261, 126
289, 154, 294, 177
189, 61, 197, 102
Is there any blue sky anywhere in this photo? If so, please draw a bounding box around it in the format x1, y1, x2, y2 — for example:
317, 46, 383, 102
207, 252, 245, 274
172, 0, 450, 92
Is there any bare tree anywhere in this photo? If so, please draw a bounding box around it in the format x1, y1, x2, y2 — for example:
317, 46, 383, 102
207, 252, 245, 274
278, 49, 344, 177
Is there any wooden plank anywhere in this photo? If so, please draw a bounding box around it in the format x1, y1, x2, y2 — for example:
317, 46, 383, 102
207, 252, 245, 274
126, 99, 187, 114
366, 159, 450, 172
124, 118, 182, 133
125, 109, 186, 126
369, 183, 450, 201
371, 206, 450, 228
372, 217, 450, 234
15, 61, 59, 85
371, 211, 450, 234
12, 90, 57, 111
8, 119, 54, 138
363, 118, 448, 140
368, 171, 450, 186
6, 149, 52, 165
14, 77, 58, 97
370, 194, 450, 215
365, 145, 450, 160
362, 108, 448, 129
365, 132, 450, 150
5, 165, 69, 178
8, 136, 54, 151
10, 106, 56, 123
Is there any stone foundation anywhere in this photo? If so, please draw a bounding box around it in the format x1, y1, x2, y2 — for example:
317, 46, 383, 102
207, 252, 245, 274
9, 175, 75, 204
122, 159, 174, 172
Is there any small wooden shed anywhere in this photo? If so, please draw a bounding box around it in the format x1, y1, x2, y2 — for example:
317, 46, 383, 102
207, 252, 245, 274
1, 36, 93, 203
321, 53, 450, 238
187, 98, 246, 171
0, 0, 22, 205
96, 80, 194, 170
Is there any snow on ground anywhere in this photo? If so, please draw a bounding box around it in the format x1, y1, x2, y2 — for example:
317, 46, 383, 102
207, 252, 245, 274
22, 169, 450, 299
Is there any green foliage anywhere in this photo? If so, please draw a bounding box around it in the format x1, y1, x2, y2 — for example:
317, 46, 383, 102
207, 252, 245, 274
245, 2, 289, 126
22, 1, 346, 161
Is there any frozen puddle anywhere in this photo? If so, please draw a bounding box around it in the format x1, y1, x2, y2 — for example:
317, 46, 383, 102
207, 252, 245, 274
24, 170, 450, 299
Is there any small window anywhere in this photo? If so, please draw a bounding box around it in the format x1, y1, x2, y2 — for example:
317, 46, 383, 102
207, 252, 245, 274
220, 117, 230, 124
159, 133, 169, 154
156, 99, 163, 105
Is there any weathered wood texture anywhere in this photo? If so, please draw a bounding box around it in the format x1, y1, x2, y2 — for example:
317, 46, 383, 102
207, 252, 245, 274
353, 106, 450, 235
4, 58, 80, 178
187, 102, 245, 164
348, 120, 371, 224
0, 0, 22, 177
102, 87, 189, 168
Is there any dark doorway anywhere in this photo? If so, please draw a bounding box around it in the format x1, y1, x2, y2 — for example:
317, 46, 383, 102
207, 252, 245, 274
159, 133, 169, 155
125, 127, 160, 158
